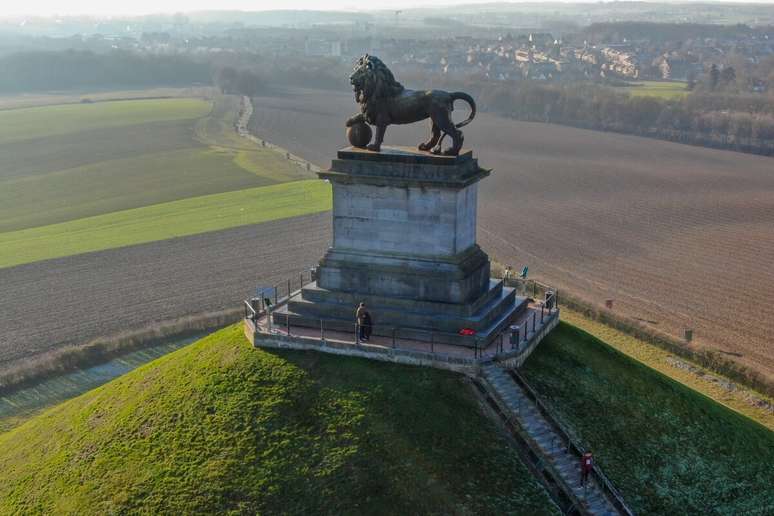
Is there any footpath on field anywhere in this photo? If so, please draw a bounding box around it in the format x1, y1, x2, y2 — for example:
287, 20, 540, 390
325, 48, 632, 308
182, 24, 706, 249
236, 96, 321, 173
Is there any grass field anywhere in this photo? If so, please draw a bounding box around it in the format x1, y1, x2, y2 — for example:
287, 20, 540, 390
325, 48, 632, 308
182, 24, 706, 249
0, 87, 208, 111
0, 94, 320, 254
0, 90, 331, 370
0, 325, 557, 514
618, 80, 689, 99
250, 88, 774, 384
0, 98, 211, 143
0, 180, 330, 269
522, 323, 774, 515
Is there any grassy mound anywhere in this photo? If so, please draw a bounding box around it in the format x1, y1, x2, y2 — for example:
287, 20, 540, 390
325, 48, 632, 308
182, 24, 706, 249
0, 325, 556, 514
522, 322, 774, 515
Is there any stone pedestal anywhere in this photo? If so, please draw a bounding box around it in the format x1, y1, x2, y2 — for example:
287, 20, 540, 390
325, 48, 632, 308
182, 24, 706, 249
273, 146, 526, 346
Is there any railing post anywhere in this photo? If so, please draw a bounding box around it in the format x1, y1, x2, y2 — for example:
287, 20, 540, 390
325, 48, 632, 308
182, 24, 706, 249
320, 319, 324, 341
355, 323, 359, 345
430, 332, 434, 354
300, 272, 303, 290
287, 278, 291, 298
286, 314, 290, 336
532, 311, 536, 332
392, 327, 396, 349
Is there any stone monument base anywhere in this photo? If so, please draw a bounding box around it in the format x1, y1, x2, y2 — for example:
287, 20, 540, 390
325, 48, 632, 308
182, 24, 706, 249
271, 145, 525, 347
272, 278, 527, 346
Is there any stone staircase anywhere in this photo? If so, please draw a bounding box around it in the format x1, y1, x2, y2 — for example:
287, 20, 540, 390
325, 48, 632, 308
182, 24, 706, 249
272, 279, 528, 347
481, 364, 625, 516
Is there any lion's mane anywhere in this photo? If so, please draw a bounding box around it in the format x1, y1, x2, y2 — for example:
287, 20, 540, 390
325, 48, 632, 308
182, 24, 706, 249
351, 55, 405, 123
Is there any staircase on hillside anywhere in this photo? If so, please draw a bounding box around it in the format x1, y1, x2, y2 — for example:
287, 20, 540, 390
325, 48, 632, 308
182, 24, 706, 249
481, 363, 627, 516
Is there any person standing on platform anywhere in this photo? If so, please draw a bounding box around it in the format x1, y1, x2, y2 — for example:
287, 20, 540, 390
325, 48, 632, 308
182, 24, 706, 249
356, 302, 369, 343
362, 310, 373, 341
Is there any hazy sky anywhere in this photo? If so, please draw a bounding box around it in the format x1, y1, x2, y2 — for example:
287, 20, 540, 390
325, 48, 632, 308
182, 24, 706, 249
9, 0, 770, 17
4, 0, 486, 17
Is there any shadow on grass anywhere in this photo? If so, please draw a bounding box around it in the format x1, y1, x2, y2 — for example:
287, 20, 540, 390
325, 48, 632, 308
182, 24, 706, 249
523, 322, 774, 515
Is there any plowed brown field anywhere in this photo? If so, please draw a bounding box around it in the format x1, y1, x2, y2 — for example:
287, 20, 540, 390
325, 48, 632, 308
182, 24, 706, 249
0, 213, 329, 373
250, 88, 774, 382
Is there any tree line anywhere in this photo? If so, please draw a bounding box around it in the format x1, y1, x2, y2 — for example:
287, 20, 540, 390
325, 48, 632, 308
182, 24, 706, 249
0, 50, 211, 93
477, 81, 774, 155
212, 57, 348, 97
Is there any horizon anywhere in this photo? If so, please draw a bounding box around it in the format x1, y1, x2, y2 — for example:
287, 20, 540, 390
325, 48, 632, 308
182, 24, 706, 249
4, 0, 774, 19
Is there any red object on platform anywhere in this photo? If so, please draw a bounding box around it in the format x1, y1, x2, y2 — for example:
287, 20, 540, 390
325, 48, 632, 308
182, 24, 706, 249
459, 328, 476, 336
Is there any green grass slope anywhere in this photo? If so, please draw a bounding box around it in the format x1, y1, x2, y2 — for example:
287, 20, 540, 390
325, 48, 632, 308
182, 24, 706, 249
0, 325, 556, 515
522, 323, 774, 515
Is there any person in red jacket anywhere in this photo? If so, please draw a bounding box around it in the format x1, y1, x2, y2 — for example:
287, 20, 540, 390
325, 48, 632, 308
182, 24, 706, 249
580, 452, 593, 486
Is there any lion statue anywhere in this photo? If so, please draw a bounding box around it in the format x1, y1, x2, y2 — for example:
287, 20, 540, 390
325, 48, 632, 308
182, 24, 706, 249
345, 54, 476, 156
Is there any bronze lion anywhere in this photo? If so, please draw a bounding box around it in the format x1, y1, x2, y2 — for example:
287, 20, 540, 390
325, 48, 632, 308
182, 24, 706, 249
345, 54, 476, 156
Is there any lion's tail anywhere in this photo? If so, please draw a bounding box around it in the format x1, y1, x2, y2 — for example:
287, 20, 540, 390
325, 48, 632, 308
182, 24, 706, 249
451, 92, 476, 128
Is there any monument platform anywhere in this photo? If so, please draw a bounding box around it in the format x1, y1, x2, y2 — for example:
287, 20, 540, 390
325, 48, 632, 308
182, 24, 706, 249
272, 146, 524, 347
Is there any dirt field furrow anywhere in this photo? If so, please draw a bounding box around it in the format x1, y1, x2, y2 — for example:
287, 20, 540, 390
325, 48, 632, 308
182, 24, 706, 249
0, 213, 330, 373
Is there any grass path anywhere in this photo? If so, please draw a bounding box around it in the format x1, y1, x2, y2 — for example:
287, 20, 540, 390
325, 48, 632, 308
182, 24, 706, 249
0, 180, 331, 269
561, 308, 774, 430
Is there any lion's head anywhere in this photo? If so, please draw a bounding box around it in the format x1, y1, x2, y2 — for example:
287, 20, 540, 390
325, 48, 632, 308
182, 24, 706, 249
350, 54, 404, 106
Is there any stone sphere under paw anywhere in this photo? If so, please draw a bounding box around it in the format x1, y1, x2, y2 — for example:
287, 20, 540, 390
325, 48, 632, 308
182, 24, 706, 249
346, 122, 372, 148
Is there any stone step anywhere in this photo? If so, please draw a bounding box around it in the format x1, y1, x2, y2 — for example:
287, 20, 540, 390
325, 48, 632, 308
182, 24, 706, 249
482, 364, 623, 516
301, 278, 505, 318
275, 287, 529, 347
287, 282, 523, 334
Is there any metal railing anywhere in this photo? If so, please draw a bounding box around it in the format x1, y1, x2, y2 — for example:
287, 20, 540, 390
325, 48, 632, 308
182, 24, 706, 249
507, 368, 635, 516
246, 269, 316, 316
245, 275, 560, 363
506, 276, 560, 306
248, 309, 559, 364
